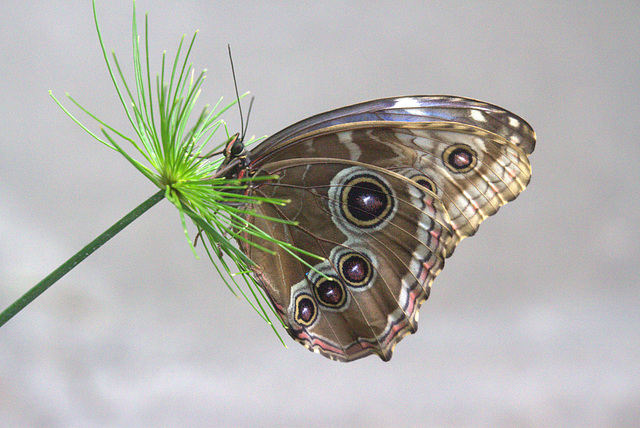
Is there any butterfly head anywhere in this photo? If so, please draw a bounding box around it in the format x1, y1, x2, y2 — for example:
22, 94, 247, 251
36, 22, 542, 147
217, 132, 254, 180
223, 133, 245, 160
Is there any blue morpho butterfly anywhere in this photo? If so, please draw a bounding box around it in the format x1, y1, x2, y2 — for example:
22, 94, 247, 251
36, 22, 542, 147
216, 96, 535, 362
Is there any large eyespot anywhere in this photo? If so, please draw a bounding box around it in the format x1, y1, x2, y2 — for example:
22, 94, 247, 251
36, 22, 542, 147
442, 144, 477, 173
410, 174, 437, 193
293, 293, 317, 327
339, 173, 394, 228
314, 277, 347, 309
338, 252, 373, 288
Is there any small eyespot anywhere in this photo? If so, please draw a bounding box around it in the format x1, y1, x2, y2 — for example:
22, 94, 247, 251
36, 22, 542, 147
338, 252, 373, 288
411, 175, 436, 193
442, 144, 477, 173
315, 277, 347, 309
294, 294, 317, 326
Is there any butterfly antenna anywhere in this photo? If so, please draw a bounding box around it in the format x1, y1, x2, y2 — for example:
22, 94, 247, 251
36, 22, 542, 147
245, 96, 255, 137
228, 44, 246, 141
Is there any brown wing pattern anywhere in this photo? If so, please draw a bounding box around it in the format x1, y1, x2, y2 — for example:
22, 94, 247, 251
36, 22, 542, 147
249, 121, 532, 253
240, 159, 452, 361
233, 97, 534, 361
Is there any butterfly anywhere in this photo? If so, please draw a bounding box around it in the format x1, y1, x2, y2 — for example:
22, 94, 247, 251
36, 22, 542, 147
218, 96, 535, 362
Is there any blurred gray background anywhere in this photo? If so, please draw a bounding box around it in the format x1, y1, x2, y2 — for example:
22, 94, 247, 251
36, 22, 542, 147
1, 1, 638, 426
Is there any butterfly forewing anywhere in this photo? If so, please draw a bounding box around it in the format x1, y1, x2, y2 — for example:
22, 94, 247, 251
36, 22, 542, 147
249, 96, 535, 165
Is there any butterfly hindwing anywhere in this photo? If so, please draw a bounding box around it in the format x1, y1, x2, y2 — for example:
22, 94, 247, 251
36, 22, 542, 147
239, 159, 452, 361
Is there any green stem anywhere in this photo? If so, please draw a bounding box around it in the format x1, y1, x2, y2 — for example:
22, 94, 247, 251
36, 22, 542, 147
0, 190, 165, 327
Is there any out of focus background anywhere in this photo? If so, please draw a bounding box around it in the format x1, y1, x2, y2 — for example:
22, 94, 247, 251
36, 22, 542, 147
1, 1, 638, 426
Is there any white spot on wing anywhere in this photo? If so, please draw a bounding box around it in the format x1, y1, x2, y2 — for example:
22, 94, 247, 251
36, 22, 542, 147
337, 131, 361, 161
508, 117, 520, 127
470, 109, 486, 122
392, 98, 421, 109
472, 137, 487, 151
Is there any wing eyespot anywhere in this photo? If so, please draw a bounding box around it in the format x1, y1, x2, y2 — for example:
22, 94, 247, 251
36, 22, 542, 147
314, 276, 347, 309
293, 294, 318, 326
338, 252, 373, 288
339, 173, 394, 228
442, 144, 477, 173
410, 174, 437, 193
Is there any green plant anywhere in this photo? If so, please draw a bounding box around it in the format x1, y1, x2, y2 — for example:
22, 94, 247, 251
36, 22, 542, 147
0, 1, 320, 343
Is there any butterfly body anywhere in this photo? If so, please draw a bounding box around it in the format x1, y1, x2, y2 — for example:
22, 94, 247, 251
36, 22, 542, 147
222, 96, 535, 362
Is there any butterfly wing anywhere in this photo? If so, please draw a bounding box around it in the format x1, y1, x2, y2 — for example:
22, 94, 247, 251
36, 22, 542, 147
239, 159, 453, 361
249, 95, 535, 162
236, 96, 534, 361
250, 120, 532, 249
